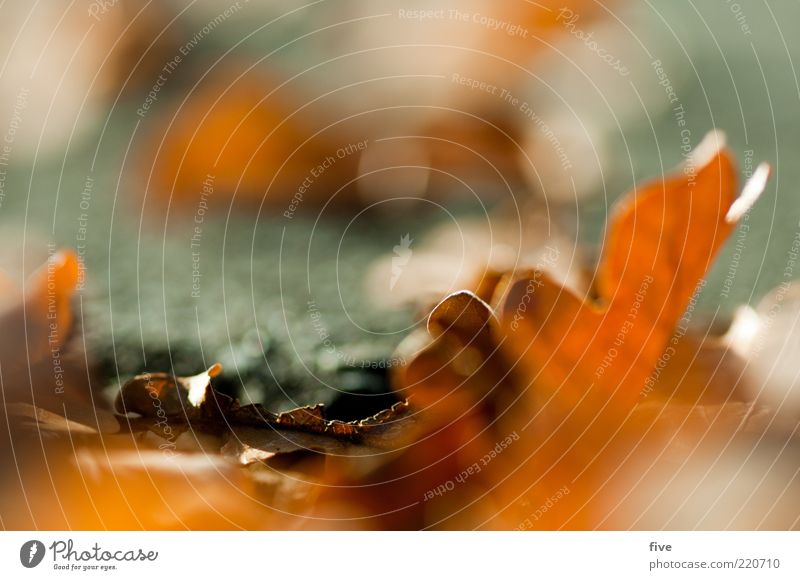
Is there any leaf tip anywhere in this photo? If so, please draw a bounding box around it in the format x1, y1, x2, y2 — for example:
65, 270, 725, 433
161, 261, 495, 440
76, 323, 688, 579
208, 362, 223, 378
726, 162, 771, 224
690, 129, 728, 169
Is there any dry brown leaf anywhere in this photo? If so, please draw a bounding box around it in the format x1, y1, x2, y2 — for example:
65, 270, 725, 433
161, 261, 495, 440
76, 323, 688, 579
110, 363, 417, 462
115, 363, 223, 418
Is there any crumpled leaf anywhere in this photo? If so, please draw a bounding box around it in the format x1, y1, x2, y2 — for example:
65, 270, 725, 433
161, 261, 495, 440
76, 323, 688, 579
114, 363, 416, 458
224, 399, 415, 454
115, 363, 223, 418
3, 360, 416, 529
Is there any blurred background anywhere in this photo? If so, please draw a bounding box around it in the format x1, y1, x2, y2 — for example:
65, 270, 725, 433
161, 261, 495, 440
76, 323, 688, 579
0, 0, 797, 416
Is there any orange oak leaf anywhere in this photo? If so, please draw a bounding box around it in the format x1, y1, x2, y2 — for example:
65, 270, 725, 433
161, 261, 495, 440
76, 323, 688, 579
497, 132, 763, 417
346, 131, 776, 529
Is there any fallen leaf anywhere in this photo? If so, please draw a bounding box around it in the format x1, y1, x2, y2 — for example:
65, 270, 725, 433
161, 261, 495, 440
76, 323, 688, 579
497, 132, 762, 415
335, 131, 780, 530
115, 363, 223, 418
113, 363, 417, 457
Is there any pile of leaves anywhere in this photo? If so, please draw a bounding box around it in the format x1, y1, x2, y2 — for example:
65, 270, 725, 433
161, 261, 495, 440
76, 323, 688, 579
2, 131, 798, 530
